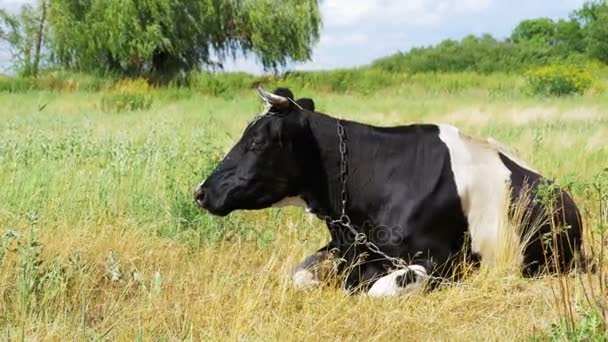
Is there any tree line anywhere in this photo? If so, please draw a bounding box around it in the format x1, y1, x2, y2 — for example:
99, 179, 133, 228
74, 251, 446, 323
372, 1, 608, 73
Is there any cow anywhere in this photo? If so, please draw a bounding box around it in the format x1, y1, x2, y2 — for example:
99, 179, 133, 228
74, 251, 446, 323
193, 87, 588, 297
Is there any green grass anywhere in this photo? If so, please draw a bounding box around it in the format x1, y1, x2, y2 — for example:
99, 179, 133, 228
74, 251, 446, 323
0, 81, 607, 340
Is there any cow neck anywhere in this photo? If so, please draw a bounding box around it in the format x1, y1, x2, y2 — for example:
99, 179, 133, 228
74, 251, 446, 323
303, 112, 355, 221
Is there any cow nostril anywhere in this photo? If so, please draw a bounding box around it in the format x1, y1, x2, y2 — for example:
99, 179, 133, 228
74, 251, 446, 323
193, 186, 206, 205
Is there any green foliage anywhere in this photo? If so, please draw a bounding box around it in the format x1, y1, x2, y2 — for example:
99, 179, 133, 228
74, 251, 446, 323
17, 233, 44, 315
533, 168, 608, 342
37, 70, 117, 92
0, 99, 286, 248
573, 0, 607, 25
100, 79, 153, 112
525, 64, 594, 96
0, 71, 117, 93
186, 68, 521, 97
192, 72, 257, 97
0, 68, 544, 98
584, 3, 608, 63
554, 19, 586, 54
0, 1, 48, 76
46, 0, 321, 79
511, 18, 557, 45
540, 296, 608, 341
511, 18, 586, 54
533, 310, 607, 342
372, 33, 588, 74
0, 75, 36, 92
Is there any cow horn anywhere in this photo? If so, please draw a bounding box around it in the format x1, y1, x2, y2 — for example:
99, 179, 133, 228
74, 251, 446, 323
256, 86, 289, 107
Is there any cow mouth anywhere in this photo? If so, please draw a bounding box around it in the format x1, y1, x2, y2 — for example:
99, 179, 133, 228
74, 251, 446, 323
203, 207, 232, 217
195, 199, 232, 217
194, 198, 232, 217
193, 186, 233, 217
193, 182, 286, 217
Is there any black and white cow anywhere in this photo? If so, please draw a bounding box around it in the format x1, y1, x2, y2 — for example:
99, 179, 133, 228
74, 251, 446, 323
193, 87, 587, 297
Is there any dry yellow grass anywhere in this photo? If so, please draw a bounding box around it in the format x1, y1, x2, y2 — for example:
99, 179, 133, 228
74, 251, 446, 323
0, 220, 571, 340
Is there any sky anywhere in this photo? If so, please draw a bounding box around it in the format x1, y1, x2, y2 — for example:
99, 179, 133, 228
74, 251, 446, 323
0, 0, 588, 74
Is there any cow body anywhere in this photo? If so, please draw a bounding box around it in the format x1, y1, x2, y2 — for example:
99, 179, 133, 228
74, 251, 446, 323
194, 88, 586, 297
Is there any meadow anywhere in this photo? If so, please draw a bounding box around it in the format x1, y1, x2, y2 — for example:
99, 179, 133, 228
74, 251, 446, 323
0, 74, 607, 340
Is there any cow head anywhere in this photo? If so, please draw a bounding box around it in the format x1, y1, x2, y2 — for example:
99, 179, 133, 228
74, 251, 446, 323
193, 87, 316, 216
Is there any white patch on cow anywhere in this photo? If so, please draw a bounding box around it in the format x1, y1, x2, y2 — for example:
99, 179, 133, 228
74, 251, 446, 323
292, 269, 320, 289
367, 265, 427, 297
272, 196, 310, 211
438, 124, 513, 264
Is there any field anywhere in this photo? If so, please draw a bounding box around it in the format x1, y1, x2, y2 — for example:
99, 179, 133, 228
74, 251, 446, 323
0, 79, 607, 340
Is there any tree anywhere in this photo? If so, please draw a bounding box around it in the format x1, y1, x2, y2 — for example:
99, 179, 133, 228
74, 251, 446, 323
574, 0, 608, 62
573, 0, 607, 25
0, 1, 48, 76
585, 5, 608, 62
554, 19, 585, 54
46, 0, 321, 79
511, 18, 556, 46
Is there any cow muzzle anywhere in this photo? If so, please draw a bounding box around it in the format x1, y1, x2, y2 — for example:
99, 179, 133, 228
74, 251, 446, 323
192, 182, 231, 216
193, 183, 207, 208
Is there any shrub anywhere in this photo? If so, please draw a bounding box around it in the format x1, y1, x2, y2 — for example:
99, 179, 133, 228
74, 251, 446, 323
525, 64, 594, 96
0, 75, 36, 92
540, 311, 607, 342
100, 78, 153, 112
0, 72, 117, 93
192, 72, 255, 97
34, 71, 116, 92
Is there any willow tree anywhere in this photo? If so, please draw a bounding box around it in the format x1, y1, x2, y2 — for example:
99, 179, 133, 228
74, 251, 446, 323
47, 0, 321, 78
0, 1, 48, 76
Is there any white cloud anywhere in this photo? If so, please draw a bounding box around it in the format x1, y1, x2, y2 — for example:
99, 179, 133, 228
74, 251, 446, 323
321, 0, 496, 30
323, 0, 374, 26
460, 0, 493, 12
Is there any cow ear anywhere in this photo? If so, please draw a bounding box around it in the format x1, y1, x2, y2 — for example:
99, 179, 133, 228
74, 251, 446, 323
295, 98, 315, 111
257, 86, 290, 109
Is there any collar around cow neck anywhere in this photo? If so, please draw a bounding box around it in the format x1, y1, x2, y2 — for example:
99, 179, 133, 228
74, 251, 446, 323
308, 118, 350, 224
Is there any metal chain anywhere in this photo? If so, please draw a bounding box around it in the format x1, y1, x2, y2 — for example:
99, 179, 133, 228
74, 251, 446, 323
328, 120, 408, 270
325, 120, 467, 287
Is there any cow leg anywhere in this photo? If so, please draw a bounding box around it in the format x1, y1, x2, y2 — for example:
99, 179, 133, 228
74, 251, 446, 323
367, 264, 429, 297
292, 246, 337, 289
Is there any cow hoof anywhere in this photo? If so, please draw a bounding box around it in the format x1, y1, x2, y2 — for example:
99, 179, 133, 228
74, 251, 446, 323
368, 270, 408, 297
292, 269, 320, 289
367, 266, 426, 297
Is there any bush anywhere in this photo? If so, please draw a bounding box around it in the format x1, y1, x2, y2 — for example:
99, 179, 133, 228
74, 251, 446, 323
0, 72, 117, 93
371, 34, 589, 75
100, 78, 153, 112
35, 71, 116, 92
192, 72, 255, 97
539, 310, 607, 342
525, 64, 594, 96
0, 75, 36, 92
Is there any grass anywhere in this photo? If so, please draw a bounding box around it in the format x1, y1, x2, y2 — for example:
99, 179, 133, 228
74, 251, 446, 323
0, 80, 607, 340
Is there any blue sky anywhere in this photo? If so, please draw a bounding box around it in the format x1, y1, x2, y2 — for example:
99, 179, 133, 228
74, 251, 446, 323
1, 0, 588, 74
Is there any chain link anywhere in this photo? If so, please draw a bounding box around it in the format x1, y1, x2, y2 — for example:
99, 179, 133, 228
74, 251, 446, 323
325, 120, 467, 287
